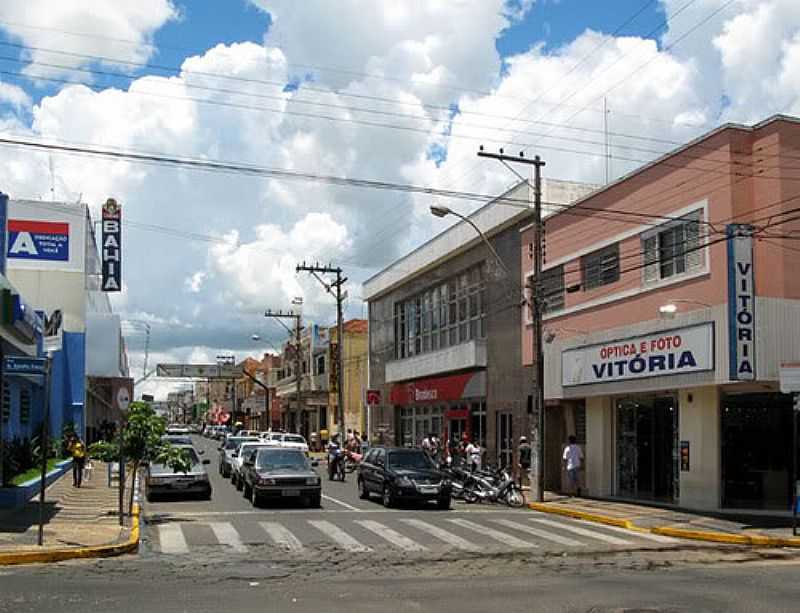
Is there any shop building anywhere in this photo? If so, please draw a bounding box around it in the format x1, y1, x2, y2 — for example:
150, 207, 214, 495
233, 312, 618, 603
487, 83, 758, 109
328, 319, 368, 435
365, 179, 594, 460
523, 114, 800, 512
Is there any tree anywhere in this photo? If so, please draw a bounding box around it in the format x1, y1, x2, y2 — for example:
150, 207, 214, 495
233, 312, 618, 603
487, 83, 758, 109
89, 401, 191, 515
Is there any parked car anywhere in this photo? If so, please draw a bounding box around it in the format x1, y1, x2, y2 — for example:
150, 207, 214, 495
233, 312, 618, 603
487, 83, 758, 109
241, 447, 321, 508
145, 445, 211, 502
357, 447, 452, 509
218, 436, 259, 478
230, 441, 269, 490
237, 430, 261, 438
162, 434, 194, 447
262, 432, 309, 454
166, 425, 191, 436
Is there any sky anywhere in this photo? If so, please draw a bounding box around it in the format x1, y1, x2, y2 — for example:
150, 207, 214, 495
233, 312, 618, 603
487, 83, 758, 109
0, 0, 799, 399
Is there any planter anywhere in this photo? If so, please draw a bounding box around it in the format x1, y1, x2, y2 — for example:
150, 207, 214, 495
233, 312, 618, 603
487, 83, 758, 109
0, 459, 72, 509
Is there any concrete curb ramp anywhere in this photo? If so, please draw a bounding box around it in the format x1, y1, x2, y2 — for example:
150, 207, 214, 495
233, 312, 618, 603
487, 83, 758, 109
0, 504, 139, 566
529, 503, 800, 548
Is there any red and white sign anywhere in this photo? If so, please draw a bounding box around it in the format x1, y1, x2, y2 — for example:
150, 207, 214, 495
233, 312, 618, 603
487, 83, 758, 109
390, 372, 484, 406
366, 389, 381, 405
562, 323, 714, 386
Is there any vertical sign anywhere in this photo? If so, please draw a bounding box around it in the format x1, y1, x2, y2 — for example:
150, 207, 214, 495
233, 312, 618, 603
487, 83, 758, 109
101, 198, 122, 292
0, 192, 7, 275
727, 224, 755, 380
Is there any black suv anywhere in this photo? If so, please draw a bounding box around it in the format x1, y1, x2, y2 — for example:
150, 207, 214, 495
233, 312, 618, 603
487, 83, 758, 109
357, 447, 452, 509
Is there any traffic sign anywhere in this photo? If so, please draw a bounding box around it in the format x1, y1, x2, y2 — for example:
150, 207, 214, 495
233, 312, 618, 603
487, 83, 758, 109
366, 389, 381, 405
4, 356, 47, 375
156, 363, 242, 379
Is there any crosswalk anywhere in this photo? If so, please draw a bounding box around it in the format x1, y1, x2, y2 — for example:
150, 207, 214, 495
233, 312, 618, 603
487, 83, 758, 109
149, 512, 678, 557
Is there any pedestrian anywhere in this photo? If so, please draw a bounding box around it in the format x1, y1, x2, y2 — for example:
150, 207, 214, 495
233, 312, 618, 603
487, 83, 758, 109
421, 433, 432, 454
67, 433, 87, 488
518, 436, 531, 488
360, 432, 369, 454
465, 439, 481, 473
429, 433, 440, 463
562, 435, 584, 496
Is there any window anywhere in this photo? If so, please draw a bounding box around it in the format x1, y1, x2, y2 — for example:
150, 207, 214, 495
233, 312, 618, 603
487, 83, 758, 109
582, 243, 620, 290
540, 265, 565, 313
643, 210, 704, 284
316, 355, 325, 375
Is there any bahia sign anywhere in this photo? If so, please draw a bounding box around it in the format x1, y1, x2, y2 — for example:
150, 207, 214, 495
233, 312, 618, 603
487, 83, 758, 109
101, 198, 122, 292
561, 323, 715, 386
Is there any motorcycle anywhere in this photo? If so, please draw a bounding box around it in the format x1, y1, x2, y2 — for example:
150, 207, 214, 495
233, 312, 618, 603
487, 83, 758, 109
328, 447, 346, 481
463, 467, 525, 507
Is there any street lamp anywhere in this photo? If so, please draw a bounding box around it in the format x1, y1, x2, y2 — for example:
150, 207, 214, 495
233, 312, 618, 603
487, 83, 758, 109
658, 299, 712, 319
429, 205, 510, 277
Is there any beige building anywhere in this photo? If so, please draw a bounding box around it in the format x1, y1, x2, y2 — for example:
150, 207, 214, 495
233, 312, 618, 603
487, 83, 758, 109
328, 319, 368, 436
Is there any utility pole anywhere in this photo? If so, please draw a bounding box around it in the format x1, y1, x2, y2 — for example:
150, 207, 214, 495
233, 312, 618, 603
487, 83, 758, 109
296, 262, 347, 433
477, 147, 547, 502
265, 309, 303, 432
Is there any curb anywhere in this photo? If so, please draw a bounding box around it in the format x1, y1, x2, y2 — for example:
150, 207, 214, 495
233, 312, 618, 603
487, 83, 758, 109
529, 503, 800, 548
0, 504, 140, 566
528, 502, 635, 530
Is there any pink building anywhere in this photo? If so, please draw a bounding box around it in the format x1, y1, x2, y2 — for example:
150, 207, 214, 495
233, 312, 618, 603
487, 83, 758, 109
522, 114, 800, 512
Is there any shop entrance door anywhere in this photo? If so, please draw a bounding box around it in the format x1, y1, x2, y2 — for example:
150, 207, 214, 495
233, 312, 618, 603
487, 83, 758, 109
497, 412, 513, 469
616, 395, 678, 502
448, 417, 467, 445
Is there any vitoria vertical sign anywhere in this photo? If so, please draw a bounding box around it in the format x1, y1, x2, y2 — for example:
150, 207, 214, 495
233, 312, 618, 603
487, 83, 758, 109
727, 224, 755, 380
101, 198, 122, 292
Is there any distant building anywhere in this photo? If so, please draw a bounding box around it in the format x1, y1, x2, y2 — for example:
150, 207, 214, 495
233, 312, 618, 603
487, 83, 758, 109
328, 319, 368, 436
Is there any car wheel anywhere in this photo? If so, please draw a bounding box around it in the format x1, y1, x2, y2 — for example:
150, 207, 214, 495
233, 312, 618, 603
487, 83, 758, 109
235, 477, 244, 492
382, 485, 394, 508
309, 493, 322, 508
437, 496, 451, 511
243, 482, 251, 499
146, 490, 155, 503
250, 487, 261, 508
358, 478, 370, 500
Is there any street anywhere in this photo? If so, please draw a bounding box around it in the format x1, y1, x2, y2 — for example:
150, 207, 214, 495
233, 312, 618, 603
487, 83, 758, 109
5, 435, 800, 612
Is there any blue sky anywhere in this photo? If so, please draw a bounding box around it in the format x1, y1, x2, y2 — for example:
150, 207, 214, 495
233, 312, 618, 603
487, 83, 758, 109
0, 0, 667, 109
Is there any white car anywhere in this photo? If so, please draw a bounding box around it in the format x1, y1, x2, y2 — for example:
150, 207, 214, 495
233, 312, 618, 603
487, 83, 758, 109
230, 441, 269, 490
262, 432, 309, 454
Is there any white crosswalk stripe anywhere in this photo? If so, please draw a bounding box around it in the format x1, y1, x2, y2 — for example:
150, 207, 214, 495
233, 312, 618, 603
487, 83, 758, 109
492, 518, 585, 547
308, 520, 372, 552
400, 519, 481, 551
447, 518, 537, 549
529, 517, 633, 546
555, 518, 678, 544
207, 522, 247, 553
157, 523, 189, 554
355, 520, 427, 551
260, 522, 304, 552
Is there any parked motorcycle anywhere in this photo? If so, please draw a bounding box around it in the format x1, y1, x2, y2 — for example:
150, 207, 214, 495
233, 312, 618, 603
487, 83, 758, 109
463, 466, 525, 507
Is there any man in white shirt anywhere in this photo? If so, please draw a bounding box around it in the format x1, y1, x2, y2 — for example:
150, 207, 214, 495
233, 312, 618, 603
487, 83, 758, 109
562, 435, 584, 496
465, 440, 482, 472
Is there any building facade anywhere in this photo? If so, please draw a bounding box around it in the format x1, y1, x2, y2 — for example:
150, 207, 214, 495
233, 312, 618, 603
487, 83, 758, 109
328, 319, 368, 436
522, 115, 800, 512
365, 179, 594, 461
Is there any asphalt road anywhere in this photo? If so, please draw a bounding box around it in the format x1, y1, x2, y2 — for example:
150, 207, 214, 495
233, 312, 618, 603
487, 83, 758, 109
4, 435, 800, 612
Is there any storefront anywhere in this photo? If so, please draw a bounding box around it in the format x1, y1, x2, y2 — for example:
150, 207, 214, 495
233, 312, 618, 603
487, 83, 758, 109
390, 371, 486, 449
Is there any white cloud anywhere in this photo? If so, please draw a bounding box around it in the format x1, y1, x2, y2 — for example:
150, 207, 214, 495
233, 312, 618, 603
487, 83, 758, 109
0, 1, 179, 80
0, 82, 32, 110
185, 271, 207, 293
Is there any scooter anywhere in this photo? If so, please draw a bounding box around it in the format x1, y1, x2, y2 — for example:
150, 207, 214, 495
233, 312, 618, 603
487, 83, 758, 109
328, 448, 346, 481
463, 467, 525, 507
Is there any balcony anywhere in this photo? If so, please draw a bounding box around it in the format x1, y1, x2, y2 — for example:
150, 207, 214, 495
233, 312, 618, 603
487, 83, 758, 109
385, 339, 487, 383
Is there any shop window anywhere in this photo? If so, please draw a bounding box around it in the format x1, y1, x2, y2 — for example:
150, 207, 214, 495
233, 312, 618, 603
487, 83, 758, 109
540, 265, 565, 313
581, 243, 620, 290
642, 210, 704, 284
19, 389, 30, 425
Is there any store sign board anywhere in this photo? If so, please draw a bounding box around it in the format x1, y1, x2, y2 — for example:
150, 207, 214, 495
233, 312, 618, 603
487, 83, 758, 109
390, 371, 485, 405
101, 198, 122, 292
7, 200, 86, 272
561, 323, 714, 387
727, 225, 756, 381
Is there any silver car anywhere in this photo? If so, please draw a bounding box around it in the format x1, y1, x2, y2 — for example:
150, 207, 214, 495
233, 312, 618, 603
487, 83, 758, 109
145, 445, 212, 502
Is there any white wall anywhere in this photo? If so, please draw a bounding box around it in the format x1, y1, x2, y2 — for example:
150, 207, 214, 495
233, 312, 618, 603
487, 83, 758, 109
586, 396, 613, 497
86, 312, 127, 377
678, 386, 720, 510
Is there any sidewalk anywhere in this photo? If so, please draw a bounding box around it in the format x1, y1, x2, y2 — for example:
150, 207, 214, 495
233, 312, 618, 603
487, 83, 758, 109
530, 493, 800, 547
0, 461, 137, 559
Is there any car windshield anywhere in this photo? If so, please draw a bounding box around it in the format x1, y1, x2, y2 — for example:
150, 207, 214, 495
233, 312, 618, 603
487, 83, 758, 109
284, 435, 306, 444
256, 450, 309, 471
152, 448, 201, 473
387, 450, 435, 471
224, 437, 256, 450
